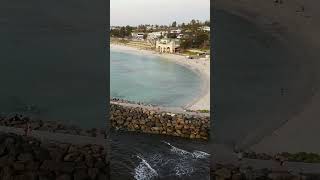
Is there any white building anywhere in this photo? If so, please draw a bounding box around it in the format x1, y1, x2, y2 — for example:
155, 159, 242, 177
200, 26, 210, 32
155, 38, 180, 53
176, 34, 184, 39
170, 29, 182, 34
131, 32, 145, 40
110, 26, 120, 30
147, 31, 167, 40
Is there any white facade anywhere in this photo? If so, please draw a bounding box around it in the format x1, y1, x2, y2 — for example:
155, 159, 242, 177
170, 29, 182, 34
200, 26, 210, 32
131, 32, 145, 40
155, 38, 180, 53
147, 31, 167, 40
176, 34, 184, 39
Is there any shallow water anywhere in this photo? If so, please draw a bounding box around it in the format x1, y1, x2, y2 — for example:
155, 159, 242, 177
110, 49, 202, 107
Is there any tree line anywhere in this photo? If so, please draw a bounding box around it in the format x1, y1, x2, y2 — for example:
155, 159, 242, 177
110, 19, 210, 50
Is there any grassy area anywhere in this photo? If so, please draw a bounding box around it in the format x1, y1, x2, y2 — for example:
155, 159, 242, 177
197, 109, 210, 113
182, 51, 200, 56
110, 38, 129, 44
279, 152, 320, 163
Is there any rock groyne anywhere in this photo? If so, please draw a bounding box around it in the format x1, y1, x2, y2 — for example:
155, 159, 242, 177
0, 114, 106, 138
0, 133, 108, 180
110, 103, 210, 140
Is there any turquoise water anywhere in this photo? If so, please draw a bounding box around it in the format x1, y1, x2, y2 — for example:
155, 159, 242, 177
110, 49, 202, 107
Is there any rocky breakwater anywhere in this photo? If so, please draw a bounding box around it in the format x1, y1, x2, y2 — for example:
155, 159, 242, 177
110, 104, 210, 140
211, 163, 320, 180
0, 133, 108, 180
0, 114, 106, 138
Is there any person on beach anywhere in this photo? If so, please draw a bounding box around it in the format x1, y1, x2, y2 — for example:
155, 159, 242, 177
274, 154, 286, 166
237, 150, 243, 162
24, 120, 32, 136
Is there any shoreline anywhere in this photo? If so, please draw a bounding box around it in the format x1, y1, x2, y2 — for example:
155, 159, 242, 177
110, 43, 210, 111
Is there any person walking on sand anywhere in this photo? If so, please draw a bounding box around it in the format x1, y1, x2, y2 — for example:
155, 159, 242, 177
24, 120, 32, 136
237, 150, 243, 162
24, 121, 29, 136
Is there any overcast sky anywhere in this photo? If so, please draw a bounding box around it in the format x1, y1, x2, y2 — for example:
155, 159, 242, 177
110, 0, 210, 26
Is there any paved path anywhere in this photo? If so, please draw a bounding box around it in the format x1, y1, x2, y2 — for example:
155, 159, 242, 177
111, 101, 210, 117
0, 125, 107, 148
212, 144, 320, 174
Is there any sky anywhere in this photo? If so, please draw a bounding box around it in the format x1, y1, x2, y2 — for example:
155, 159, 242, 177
110, 0, 210, 26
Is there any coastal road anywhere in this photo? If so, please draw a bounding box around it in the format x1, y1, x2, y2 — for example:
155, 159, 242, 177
212, 144, 320, 175
0, 125, 107, 148
111, 101, 210, 117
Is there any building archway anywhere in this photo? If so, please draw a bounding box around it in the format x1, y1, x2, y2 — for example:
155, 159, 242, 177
166, 47, 171, 53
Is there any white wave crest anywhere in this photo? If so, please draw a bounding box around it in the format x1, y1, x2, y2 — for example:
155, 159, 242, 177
162, 141, 210, 159
134, 155, 158, 180
192, 150, 210, 159
174, 162, 194, 177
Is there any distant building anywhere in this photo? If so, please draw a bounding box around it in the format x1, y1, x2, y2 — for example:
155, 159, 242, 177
147, 31, 167, 40
131, 32, 145, 40
110, 26, 120, 30
200, 26, 210, 32
170, 29, 182, 34
156, 38, 180, 53
176, 34, 184, 39
146, 25, 153, 31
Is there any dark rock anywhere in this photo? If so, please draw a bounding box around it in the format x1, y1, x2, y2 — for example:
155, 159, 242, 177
38, 171, 55, 180
73, 170, 89, 180
40, 160, 75, 173
88, 168, 99, 179
0, 155, 14, 167
97, 173, 107, 180
231, 173, 244, 180
63, 152, 79, 162
17, 153, 34, 162
56, 174, 72, 180
13, 172, 37, 180
12, 162, 25, 171
0, 166, 13, 180
49, 149, 64, 162
75, 162, 87, 170
95, 160, 105, 169
25, 161, 40, 171
0, 145, 7, 156
85, 155, 94, 168
4, 137, 16, 145
215, 168, 231, 179
33, 148, 51, 161
268, 172, 294, 180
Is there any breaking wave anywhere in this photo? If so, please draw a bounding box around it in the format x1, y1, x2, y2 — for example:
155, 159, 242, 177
162, 141, 210, 159
134, 155, 158, 180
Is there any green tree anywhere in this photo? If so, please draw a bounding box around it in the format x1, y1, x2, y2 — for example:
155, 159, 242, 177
204, 20, 210, 26
172, 21, 177, 27
119, 27, 126, 38
125, 25, 133, 37
143, 34, 148, 40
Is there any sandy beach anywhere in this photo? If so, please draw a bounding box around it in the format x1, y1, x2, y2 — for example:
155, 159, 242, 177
215, 0, 320, 153
110, 43, 210, 111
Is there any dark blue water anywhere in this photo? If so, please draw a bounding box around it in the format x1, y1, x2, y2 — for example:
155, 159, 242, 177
110, 132, 210, 180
